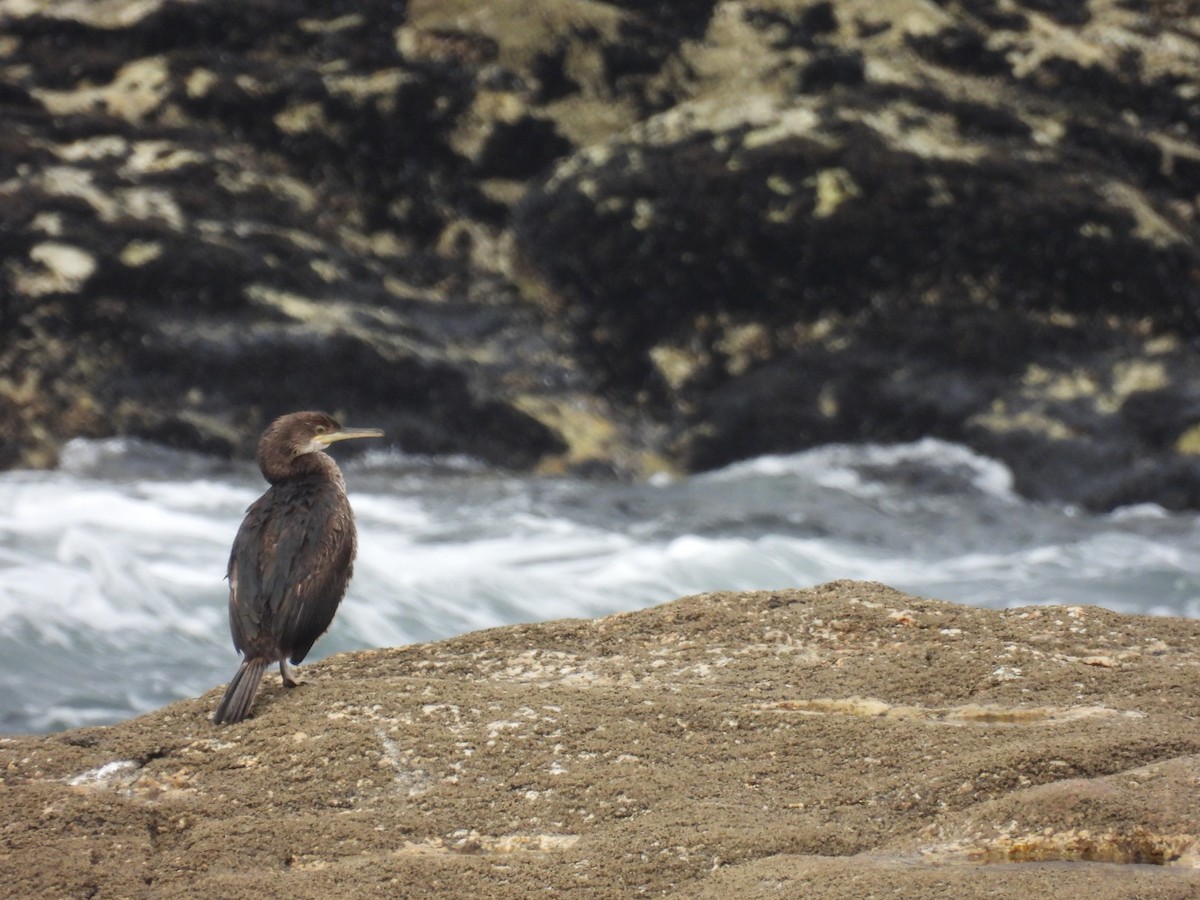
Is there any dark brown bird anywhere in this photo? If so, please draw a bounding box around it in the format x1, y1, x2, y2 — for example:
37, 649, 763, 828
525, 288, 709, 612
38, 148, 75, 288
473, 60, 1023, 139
213, 411, 383, 724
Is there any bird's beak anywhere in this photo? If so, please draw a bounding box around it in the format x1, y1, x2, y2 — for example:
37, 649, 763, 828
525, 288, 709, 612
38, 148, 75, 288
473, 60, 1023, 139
316, 427, 384, 446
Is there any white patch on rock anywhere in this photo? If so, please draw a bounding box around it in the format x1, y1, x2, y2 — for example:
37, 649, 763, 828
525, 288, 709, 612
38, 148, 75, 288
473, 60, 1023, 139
66, 759, 138, 788
17, 242, 97, 295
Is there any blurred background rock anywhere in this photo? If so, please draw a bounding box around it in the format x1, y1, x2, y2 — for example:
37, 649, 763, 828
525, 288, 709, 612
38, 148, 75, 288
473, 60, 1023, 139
3, 0, 1200, 509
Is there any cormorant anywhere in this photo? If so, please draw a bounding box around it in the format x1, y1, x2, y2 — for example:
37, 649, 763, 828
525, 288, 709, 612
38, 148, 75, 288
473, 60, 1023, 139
213, 411, 383, 724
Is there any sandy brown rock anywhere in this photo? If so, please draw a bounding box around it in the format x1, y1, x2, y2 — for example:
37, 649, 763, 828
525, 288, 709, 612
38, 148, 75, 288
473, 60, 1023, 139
3, 581, 1199, 897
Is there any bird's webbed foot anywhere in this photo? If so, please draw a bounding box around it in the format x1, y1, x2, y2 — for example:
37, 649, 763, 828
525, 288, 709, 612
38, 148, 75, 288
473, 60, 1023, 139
280, 659, 303, 688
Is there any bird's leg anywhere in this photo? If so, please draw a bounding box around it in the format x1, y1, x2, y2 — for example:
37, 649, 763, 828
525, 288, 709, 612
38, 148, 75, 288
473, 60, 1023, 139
280, 659, 303, 688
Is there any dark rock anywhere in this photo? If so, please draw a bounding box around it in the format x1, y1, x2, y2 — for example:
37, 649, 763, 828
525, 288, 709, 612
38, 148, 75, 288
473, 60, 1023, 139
798, 50, 866, 92
1019, 0, 1093, 26
3, 0, 1200, 509
745, 1, 839, 49
907, 24, 1012, 76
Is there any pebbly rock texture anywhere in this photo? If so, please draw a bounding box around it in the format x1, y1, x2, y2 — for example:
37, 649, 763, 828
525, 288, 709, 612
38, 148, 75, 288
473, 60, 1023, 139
3, 0, 1200, 507
3, 582, 1200, 898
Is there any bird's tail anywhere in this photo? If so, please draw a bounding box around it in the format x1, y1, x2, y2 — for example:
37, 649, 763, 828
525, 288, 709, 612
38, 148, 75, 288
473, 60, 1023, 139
213, 658, 269, 724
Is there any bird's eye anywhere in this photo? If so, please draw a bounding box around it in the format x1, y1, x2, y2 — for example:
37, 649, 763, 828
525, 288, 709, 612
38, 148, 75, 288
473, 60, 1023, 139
315, 425, 327, 435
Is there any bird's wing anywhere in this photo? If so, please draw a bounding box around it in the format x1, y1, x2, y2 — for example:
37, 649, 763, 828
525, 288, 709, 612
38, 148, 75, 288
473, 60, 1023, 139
276, 497, 356, 664
227, 490, 277, 653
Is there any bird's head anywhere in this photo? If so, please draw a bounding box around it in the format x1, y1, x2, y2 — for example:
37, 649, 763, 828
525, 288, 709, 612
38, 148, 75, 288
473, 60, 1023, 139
257, 411, 383, 480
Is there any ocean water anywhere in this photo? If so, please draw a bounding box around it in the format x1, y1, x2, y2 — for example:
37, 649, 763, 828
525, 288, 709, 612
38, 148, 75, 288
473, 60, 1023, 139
2, 437, 1198, 735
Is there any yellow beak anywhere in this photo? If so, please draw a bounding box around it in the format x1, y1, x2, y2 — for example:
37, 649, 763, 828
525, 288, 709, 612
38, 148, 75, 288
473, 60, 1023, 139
316, 426, 384, 446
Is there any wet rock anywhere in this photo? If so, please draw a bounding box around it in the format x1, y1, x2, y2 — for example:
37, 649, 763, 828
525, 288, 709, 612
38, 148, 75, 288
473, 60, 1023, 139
3, 0, 1200, 506
513, 0, 1200, 505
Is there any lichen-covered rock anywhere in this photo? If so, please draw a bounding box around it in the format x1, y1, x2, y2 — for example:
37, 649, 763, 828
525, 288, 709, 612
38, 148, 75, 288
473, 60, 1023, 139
0, 0, 577, 468
3, 0, 1200, 505
514, 0, 1200, 507
3, 582, 1200, 897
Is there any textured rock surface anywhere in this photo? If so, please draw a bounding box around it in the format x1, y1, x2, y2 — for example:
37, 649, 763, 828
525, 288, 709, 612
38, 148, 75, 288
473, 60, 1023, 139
3, 582, 1200, 897
3, 0, 1200, 506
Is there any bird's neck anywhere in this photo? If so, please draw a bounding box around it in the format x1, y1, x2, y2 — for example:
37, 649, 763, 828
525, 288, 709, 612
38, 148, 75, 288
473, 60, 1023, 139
260, 450, 345, 487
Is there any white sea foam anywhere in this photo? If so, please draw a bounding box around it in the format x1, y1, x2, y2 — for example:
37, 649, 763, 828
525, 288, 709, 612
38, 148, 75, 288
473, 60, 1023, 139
1, 438, 1198, 734
1107, 502, 1170, 521
708, 438, 1017, 501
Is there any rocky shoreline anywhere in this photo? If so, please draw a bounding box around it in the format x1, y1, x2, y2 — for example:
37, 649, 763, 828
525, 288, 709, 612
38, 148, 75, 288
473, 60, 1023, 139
3, 0, 1200, 508
3, 581, 1199, 897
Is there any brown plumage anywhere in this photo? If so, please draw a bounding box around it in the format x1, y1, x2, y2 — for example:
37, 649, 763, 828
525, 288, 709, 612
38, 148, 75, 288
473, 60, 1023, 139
213, 411, 382, 725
